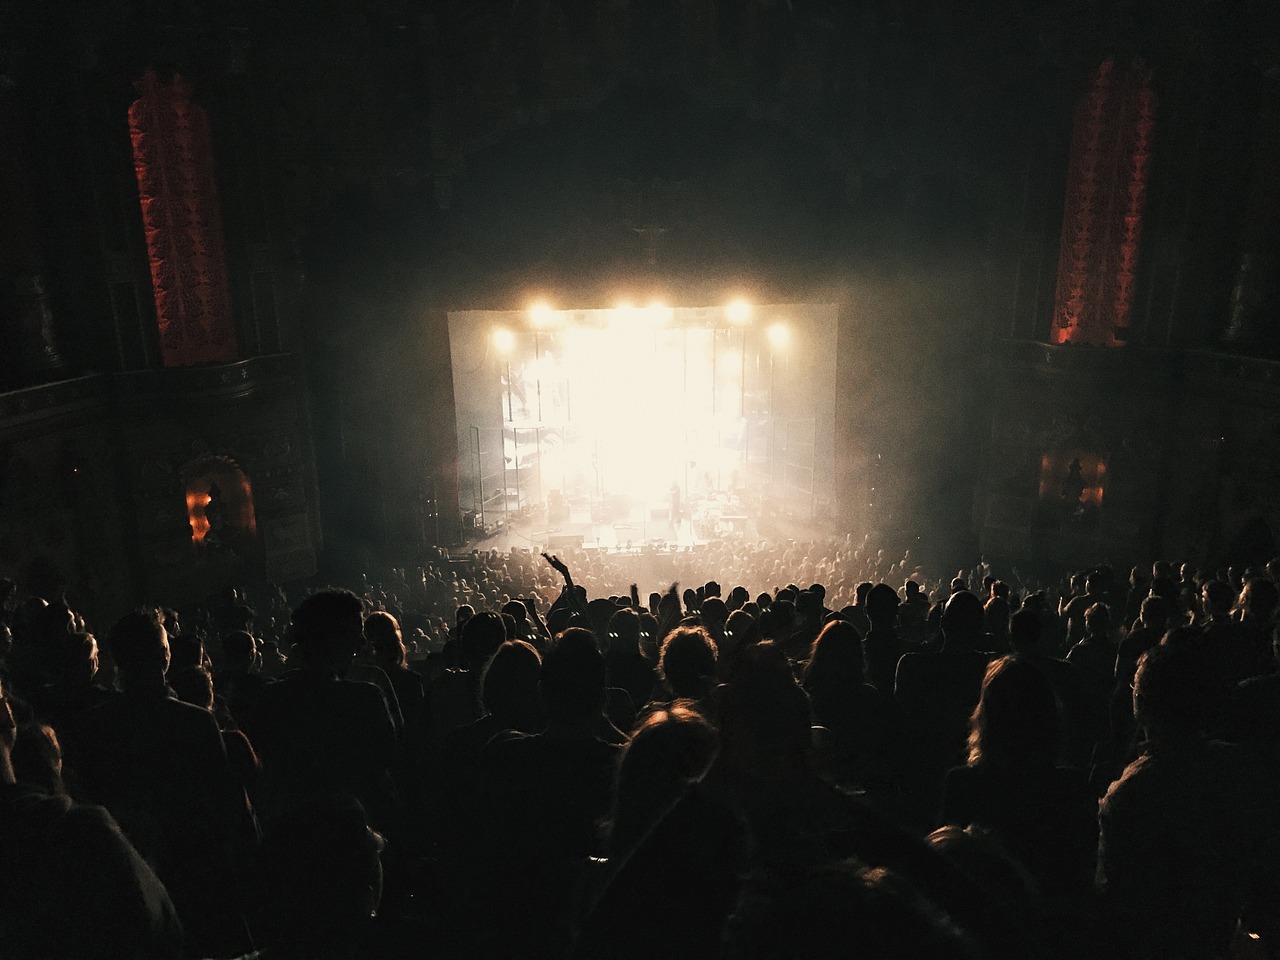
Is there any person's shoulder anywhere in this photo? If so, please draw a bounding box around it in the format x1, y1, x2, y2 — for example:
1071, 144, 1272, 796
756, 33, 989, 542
1102, 752, 1158, 804
79, 689, 125, 720
0, 782, 73, 822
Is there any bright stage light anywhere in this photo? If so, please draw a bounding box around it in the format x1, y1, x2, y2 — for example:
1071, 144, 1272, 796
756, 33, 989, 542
492, 326, 516, 355
768, 322, 790, 348
528, 302, 555, 327
646, 301, 672, 325
726, 299, 752, 324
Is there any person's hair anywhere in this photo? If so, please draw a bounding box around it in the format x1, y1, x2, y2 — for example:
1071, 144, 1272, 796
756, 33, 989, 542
865, 583, 900, 623
12, 722, 63, 795
480, 640, 543, 728
1238, 578, 1279, 620
51, 631, 98, 683
222, 630, 257, 670
1083, 602, 1110, 634
1138, 594, 1169, 629
607, 607, 641, 654
1008, 609, 1041, 653
941, 591, 984, 636
459, 611, 506, 672
609, 703, 718, 855
107, 609, 168, 674
291, 590, 364, 662
967, 656, 1060, 766
501, 599, 528, 626
758, 603, 793, 642
1134, 641, 1211, 738
700, 597, 728, 631
541, 627, 606, 723
169, 665, 215, 712
659, 625, 718, 700
168, 633, 205, 672
718, 642, 812, 780
1202, 580, 1235, 616
724, 610, 759, 645
364, 611, 407, 669
802, 619, 864, 692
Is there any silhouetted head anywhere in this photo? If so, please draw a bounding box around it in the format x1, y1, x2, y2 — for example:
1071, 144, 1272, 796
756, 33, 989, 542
51, 631, 99, 684
967, 656, 1059, 766
541, 627, 606, 724
168, 633, 206, 673
481, 639, 543, 731
660, 625, 718, 700
758, 602, 794, 642
107, 609, 169, 678
1136, 640, 1213, 742
803, 619, 864, 693
12, 722, 63, 795
170, 665, 215, 712
459, 611, 506, 672
1083, 603, 1111, 637
1201, 580, 1235, 619
718, 642, 812, 782
940, 592, 984, 646
700, 597, 729, 635
1133, 641, 1211, 742
291, 590, 364, 674
608, 607, 642, 655
364, 611, 407, 669
1239, 578, 1279, 621
610, 702, 718, 855
724, 609, 759, 649
865, 583, 900, 626
222, 630, 258, 672
1007, 610, 1041, 655
1138, 594, 1170, 630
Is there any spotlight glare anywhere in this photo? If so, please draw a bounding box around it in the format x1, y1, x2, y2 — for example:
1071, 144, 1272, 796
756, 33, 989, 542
529, 302, 555, 327
768, 322, 789, 348
727, 299, 752, 324
493, 327, 516, 354
646, 301, 670, 325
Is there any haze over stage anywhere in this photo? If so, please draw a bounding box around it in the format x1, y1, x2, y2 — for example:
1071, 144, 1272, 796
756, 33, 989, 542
448, 303, 838, 547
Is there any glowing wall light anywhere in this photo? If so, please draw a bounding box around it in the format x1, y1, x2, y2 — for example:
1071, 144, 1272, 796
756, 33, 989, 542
726, 299, 752, 324
768, 322, 790, 349
492, 327, 516, 354
529, 302, 555, 327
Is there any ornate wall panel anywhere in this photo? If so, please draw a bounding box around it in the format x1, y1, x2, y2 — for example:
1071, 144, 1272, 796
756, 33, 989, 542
128, 71, 239, 367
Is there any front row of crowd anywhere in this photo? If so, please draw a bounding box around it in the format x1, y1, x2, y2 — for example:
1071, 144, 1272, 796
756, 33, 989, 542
2, 558, 1280, 959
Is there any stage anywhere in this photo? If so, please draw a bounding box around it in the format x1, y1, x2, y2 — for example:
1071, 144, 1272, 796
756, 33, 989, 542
467, 495, 760, 554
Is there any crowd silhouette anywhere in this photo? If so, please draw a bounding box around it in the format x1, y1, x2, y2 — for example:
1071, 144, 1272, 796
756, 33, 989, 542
2, 540, 1280, 958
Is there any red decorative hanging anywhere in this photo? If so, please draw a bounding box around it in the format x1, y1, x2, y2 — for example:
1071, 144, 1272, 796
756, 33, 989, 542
1050, 59, 1156, 346
128, 71, 239, 366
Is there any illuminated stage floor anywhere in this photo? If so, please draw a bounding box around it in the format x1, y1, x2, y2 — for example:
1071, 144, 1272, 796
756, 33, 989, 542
468, 500, 758, 554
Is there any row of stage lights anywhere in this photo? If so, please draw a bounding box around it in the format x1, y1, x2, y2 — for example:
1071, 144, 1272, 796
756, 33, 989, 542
494, 300, 789, 354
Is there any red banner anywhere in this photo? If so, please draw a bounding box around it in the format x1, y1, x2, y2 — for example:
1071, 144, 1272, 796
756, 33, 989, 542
1050, 59, 1156, 346
128, 71, 239, 366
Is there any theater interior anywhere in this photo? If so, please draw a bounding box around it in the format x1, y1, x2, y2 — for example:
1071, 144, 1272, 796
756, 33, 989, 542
1, 1, 1279, 622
